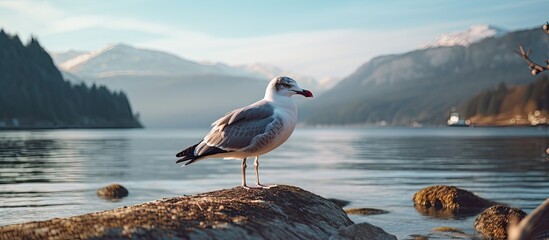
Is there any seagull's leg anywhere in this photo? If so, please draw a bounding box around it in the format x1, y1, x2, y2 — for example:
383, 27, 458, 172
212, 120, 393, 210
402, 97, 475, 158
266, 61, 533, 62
241, 158, 250, 189
253, 156, 277, 189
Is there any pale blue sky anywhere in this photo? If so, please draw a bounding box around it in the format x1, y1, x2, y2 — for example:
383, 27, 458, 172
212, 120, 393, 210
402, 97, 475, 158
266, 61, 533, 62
0, 0, 547, 78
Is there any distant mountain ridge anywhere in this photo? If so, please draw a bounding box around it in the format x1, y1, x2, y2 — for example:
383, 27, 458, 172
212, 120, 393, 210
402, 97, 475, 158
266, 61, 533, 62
0, 30, 141, 129
51, 45, 330, 92
301, 27, 547, 126
55, 43, 260, 79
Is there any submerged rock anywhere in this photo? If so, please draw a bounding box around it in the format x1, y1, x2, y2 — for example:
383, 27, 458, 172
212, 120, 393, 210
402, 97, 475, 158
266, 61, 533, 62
97, 183, 129, 200
474, 205, 527, 240
344, 208, 389, 215
408, 227, 474, 240
0, 185, 394, 240
330, 222, 397, 240
432, 226, 465, 234
413, 185, 495, 218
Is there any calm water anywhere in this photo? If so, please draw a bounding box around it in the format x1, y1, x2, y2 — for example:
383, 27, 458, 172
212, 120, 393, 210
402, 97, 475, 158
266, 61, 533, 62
1, 127, 549, 238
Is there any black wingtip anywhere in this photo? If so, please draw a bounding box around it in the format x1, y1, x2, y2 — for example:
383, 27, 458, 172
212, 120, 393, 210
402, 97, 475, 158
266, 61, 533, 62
176, 142, 200, 158
176, 157, 199, 165
176, 158, 189, 164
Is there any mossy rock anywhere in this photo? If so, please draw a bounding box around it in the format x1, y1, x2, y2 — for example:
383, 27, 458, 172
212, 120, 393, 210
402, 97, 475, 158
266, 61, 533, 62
474, 205, 526, 240
413, 185, 495, 218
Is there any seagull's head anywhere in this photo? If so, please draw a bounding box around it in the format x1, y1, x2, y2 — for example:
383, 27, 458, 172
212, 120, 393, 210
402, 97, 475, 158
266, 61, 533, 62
266, 76, 313, 99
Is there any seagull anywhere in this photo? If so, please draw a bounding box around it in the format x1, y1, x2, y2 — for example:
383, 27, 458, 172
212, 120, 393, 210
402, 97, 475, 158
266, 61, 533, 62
176, 76, 313, 189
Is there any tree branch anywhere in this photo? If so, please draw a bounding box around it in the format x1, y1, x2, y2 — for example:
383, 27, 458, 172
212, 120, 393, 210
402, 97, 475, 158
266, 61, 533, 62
514, 22, 549, 75
514, 45, 549, 75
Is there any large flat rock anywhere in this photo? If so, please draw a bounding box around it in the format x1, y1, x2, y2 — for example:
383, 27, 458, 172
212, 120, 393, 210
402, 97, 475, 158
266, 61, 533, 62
0, 185, 395, 240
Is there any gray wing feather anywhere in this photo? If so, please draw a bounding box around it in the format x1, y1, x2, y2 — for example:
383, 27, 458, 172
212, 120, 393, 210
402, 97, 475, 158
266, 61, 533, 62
210, 100, 273, 130
201, 100, 275, 152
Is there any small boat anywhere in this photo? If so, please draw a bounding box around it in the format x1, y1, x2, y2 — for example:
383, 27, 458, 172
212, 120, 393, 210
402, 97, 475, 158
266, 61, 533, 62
447, 112, 470, 127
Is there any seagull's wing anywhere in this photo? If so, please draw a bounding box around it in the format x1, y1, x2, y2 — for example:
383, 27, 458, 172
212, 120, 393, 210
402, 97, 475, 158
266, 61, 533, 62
197, 100, 280, 154
210, 100, 273, 131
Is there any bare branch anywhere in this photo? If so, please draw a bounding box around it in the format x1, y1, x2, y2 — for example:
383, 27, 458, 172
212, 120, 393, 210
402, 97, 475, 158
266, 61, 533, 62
514, 23, 549, 75
514, 45, 548, 75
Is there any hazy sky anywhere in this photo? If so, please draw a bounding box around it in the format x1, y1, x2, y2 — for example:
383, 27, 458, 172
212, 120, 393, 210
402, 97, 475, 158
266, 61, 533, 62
0, 0, 547, 78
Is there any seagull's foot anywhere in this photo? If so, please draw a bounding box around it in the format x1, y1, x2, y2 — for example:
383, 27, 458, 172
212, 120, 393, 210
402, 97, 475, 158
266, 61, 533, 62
241, 184, 252, 190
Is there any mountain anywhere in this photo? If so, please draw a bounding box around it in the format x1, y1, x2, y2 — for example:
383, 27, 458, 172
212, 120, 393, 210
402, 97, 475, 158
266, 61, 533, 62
301, 27, 547, 126
423, 24, 508, 48
0, 30, 141, 129
56, 43, 259, 79
52, 46, 335, 90
461, 75, 549, 126
51, 44, 272, 127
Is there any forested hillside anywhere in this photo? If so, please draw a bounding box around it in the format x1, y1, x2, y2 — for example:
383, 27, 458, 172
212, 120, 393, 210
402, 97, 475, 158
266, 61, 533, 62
0, 30, 141, 129
461, 74, 549, 126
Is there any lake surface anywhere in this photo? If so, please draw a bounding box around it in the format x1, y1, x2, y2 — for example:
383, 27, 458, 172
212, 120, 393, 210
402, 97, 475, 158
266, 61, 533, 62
1, 127, 549, 238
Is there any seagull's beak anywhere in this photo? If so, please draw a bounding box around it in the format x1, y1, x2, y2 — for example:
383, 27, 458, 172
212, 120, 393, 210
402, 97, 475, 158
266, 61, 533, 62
297, 89, 313, 98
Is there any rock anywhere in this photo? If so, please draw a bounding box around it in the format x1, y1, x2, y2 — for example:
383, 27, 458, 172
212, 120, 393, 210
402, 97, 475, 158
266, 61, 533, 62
409, 227, 474, 240
432, 226, 465, 234
330, 222, 397, 240
408, 234, 429, 240
413, 185, 495, 218
96, 184, 129, 200
0, 185, 394, 240
474, 205, 527, 240
344, 208, 389, 215
328, 198, 351, 208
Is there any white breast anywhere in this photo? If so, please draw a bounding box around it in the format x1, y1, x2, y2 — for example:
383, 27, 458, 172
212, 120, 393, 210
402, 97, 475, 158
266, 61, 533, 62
254, 99, 297, 155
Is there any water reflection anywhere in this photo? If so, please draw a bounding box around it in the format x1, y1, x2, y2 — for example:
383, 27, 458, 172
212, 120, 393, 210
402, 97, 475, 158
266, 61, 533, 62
0, 135, 131, 184
0, 139, 59, 184
348, 136, 549, 172
413, 204, 486, 219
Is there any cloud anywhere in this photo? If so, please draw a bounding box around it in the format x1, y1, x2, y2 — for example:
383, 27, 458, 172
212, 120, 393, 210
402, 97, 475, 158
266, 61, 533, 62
0, 1, 64, 19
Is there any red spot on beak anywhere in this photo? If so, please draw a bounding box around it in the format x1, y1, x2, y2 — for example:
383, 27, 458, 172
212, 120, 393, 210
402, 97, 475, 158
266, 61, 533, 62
300, 89, 313, 98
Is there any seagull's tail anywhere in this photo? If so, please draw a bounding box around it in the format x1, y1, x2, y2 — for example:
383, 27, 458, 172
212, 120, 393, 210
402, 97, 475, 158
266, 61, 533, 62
176, 141, 232, 166
176, 143, 200, 165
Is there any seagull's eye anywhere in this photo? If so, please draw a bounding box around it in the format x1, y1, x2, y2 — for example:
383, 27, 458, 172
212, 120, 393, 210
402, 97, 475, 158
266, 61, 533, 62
282, 83, 292, 88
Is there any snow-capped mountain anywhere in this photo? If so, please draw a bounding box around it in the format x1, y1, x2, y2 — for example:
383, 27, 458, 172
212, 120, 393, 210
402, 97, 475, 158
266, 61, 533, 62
51, 44, 336, 91
53, 43, 260, 79
423, 24, 508, 48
